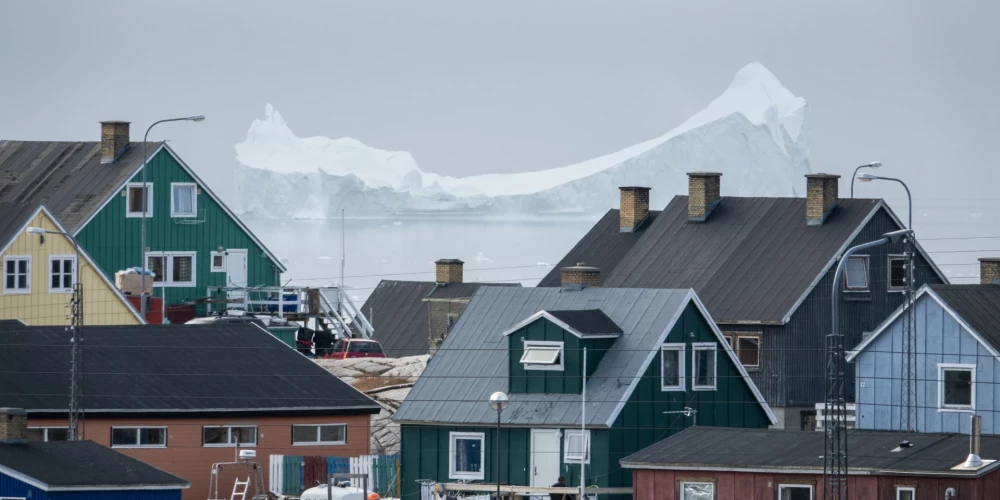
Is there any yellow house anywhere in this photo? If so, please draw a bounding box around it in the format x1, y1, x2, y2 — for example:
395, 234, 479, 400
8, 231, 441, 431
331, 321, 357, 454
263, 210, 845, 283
1, 203, 144, 325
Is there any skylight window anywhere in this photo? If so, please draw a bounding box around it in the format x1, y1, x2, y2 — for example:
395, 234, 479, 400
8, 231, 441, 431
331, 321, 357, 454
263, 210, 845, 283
520, 341, 563, 371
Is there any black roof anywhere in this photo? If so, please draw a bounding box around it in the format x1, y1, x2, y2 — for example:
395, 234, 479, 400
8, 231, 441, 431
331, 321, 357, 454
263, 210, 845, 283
541, 196, 885, 323
364, 280, 437, 358
0, 319, 26, 328
547, 309, 623, 335
0, 202, 42, 248
621, 427, 1000, 476
930, 284, 1000, 351
426, 281, 520, 300
0, 323, 380, 414
0, 440, 188, 490
0, 141, 159, 232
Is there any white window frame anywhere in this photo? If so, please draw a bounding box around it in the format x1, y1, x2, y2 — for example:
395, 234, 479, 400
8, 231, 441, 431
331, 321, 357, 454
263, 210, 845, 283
888, 254, 911, 292
448, 431, 485, 480
125, 182, 153, 218
692, 342, 717, 391
778, 484, 814, 499
47, 254, 77, 294
110, 426, 168, 449
563, 429, 590, 464
735, 335, 761, 369
210, 251, 226, 272
170, 182, 198, 218
291, 423, 348, 446
146, 251, 197, 287
2, 255, 31, 295
660, 343, 686, 391
843, 255, 870, 291
896, 486, 916, 500
521, 340, 564, 371
938, 363, 976, 411
679, 481, 715, 500
202, 425, 258, 447
27, 426, 69, 442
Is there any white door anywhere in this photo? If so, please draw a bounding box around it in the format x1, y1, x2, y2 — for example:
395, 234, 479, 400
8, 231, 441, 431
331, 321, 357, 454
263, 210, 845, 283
225, 249, 248, 309
530, 429, 561, 493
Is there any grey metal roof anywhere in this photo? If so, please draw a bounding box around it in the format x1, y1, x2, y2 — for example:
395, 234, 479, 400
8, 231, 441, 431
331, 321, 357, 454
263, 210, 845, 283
542, 196, 885, 323
0, 201, 41, 250
0, 141, 158, 232
546, 310, 623, 335
0, 323, 380, 414
364, 280, 437, 358
426, 281, 520, 300
929, 284, 1000, 352
393, 286, 693, 428
0, 440, 189, 489
621, 427, 1000, 476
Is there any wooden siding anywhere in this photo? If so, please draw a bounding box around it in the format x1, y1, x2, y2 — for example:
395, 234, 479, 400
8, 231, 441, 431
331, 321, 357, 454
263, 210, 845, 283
74, 148, 280, 310
724, 207, 944, 412
855, 293, 1000, 433
30, 414, 371, 500
632, 468, 1000, 500
0, 209, 141, 325
507, 319, 614, 394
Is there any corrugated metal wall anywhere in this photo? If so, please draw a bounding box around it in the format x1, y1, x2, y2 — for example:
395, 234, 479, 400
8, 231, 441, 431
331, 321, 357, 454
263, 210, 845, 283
75, 149, 280, 310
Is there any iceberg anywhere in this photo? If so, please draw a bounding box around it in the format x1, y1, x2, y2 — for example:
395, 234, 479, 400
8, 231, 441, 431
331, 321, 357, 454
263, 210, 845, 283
235, 62, 811, 218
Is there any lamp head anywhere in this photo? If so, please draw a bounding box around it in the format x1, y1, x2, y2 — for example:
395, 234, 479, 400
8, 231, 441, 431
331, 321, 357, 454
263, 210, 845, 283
186, 115, 206, 122
489, 391, 509, 412
25, 227, 46, 235
884, 229, 913, 245
861, 161, 882, 169
856, 172, 878, 182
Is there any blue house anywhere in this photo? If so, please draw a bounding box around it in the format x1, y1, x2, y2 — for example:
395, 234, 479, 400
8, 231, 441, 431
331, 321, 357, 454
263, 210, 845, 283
0, 408, 188, 500
848, 272, 1000, 434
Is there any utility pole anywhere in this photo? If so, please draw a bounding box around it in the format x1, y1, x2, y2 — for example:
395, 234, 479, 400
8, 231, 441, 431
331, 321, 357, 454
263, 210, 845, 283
68, 279, 83, 440
900, 234, 918, 430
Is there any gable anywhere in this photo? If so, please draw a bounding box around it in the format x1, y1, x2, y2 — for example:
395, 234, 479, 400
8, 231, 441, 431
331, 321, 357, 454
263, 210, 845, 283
506, 315, 616, 395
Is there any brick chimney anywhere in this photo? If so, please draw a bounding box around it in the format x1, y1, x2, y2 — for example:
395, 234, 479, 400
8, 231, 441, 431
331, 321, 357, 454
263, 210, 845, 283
687, 172, 722, 222
980, 258, 1000, 285
805, 174, 841, 226
0, 408, 27, 444
561, 263, 600, 289
100, 121, 131, 164
619, 186, 651, 232
435, 259, 464, 284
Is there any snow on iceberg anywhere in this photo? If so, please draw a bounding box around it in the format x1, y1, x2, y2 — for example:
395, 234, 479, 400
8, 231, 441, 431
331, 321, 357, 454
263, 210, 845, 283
235, 62, 812, 218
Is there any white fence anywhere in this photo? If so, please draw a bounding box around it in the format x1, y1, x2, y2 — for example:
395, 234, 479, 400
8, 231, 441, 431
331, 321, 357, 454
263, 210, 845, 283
815, 402, 857, 431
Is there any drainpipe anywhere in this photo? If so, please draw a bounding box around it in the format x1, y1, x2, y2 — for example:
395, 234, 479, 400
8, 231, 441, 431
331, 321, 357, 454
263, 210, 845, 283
945, 487, 956, 499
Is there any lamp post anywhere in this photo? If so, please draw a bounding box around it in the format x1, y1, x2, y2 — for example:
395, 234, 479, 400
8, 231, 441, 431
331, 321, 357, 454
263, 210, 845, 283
139, 115, 205, 317
489, 392, 509, 500
855, 172, 911, 230
850, 162, 882, 198
26, 226, 83, 440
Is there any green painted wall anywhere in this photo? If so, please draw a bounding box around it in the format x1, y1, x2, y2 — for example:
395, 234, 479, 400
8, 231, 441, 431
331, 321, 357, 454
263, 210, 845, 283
508, 318, 614, 394
74, 148, 281, 311
401, 302, 771, 500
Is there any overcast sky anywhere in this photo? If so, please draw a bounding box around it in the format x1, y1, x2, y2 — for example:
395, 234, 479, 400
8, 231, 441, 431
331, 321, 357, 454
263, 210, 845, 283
1, 0, 997, 213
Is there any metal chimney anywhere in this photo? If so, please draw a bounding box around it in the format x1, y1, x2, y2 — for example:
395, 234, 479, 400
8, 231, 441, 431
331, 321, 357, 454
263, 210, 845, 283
962, 415, 983, 468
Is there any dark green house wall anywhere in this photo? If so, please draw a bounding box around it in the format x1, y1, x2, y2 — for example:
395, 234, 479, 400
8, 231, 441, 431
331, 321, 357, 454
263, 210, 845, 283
400, 302, 771, 500
508, 318, 615, 394
74, 148, 281, 309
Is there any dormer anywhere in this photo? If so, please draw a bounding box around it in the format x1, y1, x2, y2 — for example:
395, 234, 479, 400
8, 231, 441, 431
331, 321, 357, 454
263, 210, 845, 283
503, 309, 622, 394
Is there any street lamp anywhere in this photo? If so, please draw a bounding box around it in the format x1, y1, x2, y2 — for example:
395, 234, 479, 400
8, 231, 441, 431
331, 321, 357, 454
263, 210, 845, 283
489, 391, 509, 500
855, 172, 912, 229
139, 115, 206, 316
850, 161, 882, 198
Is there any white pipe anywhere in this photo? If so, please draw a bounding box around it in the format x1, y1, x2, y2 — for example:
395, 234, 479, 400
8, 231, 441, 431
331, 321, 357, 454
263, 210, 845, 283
581, 347, 587, 500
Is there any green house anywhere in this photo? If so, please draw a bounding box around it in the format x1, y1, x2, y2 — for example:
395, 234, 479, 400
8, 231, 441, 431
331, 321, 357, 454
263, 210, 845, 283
0, 121, 285, 313
392, 286, 775, 499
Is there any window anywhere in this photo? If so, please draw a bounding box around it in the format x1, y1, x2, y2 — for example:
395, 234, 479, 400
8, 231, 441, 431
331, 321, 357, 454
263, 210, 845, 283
939, 364, 975, 410
3, 256, 30, 294
844, 255, 869, 290
146, 252, 196, 287
449, 432, 484, 480
692, 343, 717, 391
661, 344, 685, 391
722, 334, 734, 349
889, 256, 911, 290
520, 340, 564, 371
210, 251, 225, 272
292, 424, 347, 445
48, 255, 76, 293
111, 427, 167, 448
896, 486, 916, 500
801, 411, 817, 431
679, 481, 714, 500
170, 183, 197, 217
778, 484, 813, 500
126, 183, 152, 217
564, 430, 590, 464
202, 425, 257, 447
736, 336, 760, 368
27, 427, 68, 442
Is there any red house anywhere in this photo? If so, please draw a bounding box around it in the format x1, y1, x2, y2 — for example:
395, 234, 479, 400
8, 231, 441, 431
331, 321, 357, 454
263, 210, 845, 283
621, 427, 1000, 500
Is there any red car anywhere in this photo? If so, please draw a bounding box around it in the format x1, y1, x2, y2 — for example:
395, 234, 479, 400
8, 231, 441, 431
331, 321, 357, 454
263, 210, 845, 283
324, 339, 386, 359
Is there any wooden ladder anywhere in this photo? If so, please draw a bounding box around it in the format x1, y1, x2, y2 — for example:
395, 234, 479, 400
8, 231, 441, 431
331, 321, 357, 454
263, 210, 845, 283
230, 477, 249, 500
